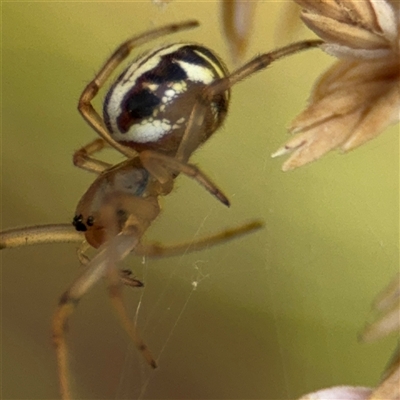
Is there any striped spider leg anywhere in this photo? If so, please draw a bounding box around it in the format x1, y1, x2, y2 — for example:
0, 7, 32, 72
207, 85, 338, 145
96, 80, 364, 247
1, 152, 262, 400
175, 39, 324, 163
57, 152, 262, 400
76, 19, 200, 162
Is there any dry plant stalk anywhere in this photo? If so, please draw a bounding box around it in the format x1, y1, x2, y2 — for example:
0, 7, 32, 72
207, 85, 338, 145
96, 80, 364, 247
362, 274, 400, 400
273, 0, 399, 171
298, 386, 373, 400
221, 0, 257, 62
285, 3, 399, 398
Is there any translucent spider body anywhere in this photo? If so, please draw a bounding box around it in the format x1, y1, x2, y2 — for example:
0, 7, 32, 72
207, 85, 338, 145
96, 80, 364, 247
72, 149, 231, 249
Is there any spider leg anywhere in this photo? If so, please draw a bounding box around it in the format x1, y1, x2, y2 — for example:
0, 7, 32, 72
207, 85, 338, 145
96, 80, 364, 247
76, 240, 91, 265
176, 39, 324, 163
73, 138, 114, 174
174, 96, 212, 164
119, 269, 144, 288
214, 39, 324, 89
52, 230, 145, 400
106, 266, 156, 367
78, 20, 199, 158
0, 224, 83, 250
78, 242, 144, 287
140, 150, 230, 206
136, 220, 263, 257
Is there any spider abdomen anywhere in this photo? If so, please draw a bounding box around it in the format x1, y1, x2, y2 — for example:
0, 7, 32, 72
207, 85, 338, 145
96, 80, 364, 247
103, 43, 230, 156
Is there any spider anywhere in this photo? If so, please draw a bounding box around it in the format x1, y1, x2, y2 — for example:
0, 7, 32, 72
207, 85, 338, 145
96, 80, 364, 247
1, 20, 323, 399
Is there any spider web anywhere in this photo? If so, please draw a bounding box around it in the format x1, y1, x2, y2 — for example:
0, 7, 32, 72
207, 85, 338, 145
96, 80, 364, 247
110, 131, 399, 399
112, 203, 269, 400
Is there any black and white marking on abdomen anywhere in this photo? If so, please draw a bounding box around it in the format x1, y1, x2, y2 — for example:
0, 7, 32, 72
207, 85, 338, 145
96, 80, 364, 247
103, 43, 229, 146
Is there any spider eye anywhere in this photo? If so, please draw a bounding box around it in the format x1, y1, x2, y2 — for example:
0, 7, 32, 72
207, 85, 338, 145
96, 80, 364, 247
103, 43, 229, 155
72, 214, 87, 232
86, 216, 94, 227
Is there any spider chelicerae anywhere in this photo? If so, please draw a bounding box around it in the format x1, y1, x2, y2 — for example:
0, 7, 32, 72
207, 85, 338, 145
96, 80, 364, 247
1, 20, 322, 399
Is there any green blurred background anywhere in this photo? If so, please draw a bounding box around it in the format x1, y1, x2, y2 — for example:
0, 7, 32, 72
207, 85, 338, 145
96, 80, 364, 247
2, 2, 398, 399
